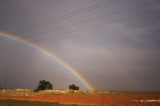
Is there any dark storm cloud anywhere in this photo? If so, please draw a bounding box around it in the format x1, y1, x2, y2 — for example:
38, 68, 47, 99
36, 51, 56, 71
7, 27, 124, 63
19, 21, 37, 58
0, 0, 160, 91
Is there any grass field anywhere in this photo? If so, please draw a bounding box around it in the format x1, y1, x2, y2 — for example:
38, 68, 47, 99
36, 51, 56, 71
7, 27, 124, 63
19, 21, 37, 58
0, 99, 160, 106
0, 99, 60, 106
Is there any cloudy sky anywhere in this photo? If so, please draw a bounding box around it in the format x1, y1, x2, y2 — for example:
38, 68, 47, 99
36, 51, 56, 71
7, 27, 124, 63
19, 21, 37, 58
0, 0, 160, 91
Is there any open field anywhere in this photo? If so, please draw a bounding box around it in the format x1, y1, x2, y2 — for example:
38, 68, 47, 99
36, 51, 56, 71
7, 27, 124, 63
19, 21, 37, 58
0, 99, 62, 106
0, 90, 160, 106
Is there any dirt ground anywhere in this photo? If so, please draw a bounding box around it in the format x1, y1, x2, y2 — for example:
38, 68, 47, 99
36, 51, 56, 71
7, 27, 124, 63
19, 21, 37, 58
0, 92, 160, 105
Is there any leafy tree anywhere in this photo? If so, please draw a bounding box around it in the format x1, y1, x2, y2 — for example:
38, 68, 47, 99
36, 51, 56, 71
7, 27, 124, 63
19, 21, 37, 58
69, 84, 79, 90
35, 80, 53, 91
0, 86, 3, 90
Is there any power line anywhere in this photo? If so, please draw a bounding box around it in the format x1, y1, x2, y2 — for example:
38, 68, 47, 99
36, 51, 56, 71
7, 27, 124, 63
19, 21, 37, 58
19, 0, 159, 40
33, 8, 160, 43
1, 0, 160, 49
15, 0, 117, 34
2, 9, 159, 50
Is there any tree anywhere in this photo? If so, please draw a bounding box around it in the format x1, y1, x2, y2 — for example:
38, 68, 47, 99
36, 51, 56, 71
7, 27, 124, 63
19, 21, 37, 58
35, 80, 53, 91
69, 84, 79, 90
0, 86, 3, 90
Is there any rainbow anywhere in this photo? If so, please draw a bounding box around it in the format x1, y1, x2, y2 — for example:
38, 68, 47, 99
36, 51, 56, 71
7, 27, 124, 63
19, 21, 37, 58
0, 31, 94, 91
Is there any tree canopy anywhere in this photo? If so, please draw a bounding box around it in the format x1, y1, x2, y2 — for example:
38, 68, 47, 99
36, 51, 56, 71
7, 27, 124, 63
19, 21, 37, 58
0, 86, 3, 90
35, 80, 53, 91
69, 84, 79, 90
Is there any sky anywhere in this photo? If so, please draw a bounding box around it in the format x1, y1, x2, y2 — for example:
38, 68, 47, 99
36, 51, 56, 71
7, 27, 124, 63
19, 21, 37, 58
0, 0, 160, 91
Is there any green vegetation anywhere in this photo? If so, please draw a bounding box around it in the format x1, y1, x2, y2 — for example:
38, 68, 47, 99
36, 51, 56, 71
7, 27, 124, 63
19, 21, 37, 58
0, 100, 81, 106
0, 86, 3, 90
0, 99, 60, 106
35, 80, 53, 92
34, 80, 80, 92
69, 84, 79, 90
